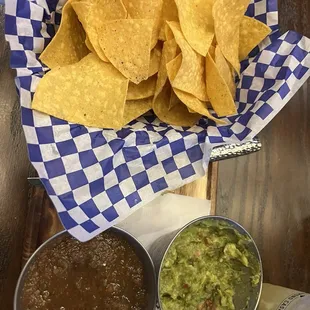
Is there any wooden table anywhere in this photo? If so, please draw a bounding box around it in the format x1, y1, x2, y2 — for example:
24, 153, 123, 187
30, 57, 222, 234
216, 0, 310, 293
0, 6, 31, 310
1, 0, 310, 308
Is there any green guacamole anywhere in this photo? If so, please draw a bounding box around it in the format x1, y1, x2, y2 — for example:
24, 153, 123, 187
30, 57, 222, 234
159, 219, 261, 310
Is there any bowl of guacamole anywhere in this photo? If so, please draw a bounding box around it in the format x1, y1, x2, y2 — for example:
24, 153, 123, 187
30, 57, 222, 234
159, 217, 262, 310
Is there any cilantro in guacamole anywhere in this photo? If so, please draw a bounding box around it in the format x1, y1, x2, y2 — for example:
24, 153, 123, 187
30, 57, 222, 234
159, 219, 261, 310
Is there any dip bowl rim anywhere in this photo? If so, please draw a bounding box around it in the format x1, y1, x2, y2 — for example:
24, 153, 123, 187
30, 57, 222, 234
157, 215, 263, 310
14, 227, 157, 310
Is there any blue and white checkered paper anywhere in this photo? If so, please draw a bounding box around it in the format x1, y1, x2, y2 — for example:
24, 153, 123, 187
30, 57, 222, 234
5, 0, 310, 241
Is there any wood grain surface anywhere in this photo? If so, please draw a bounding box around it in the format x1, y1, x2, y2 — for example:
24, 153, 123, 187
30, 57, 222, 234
0, 7, 31, 309
216, 0, 310, 292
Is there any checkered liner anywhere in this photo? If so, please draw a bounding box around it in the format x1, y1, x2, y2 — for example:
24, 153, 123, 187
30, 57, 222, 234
5, 0, 310, 241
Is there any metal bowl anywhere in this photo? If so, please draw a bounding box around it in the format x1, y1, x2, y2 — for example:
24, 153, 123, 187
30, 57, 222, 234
152, 216, 263, 310
14, 227, 157, 310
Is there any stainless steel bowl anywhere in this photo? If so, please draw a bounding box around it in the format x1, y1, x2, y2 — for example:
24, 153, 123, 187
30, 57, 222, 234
14, 228, 157, 310
150, 216, 263, 310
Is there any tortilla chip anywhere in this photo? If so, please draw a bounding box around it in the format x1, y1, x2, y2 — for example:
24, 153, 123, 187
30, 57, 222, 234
154, 38, 178, 100
149, 44, 162, 76
162, 0, 178, 22
213, 0, 250, 74
127, 75, 157, 100
72, 0, 126, 62
153, 83, 200, 126
166, 53, 182, 83
33, 53, 129, 129
173, 88, 224, 123
159, 0, 179, 40
239, 16, 271, 60
175, 0, 214, 56
206, 53, 237, 117
123, 98, 152, 125
169, 89, 180, 110
167, 22, 207, 101
209, 45, 215, 59
85, 35, 96, 53
99, 19, 153, 84
95, 0, 127, 19
122, 0, 163, 47
40, 0, 89, 68
164, 23, 175, 41
215, 45, 236, 98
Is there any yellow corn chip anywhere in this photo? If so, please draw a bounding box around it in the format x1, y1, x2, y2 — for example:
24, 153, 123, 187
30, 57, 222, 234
213, 0, 250, 74
162, 0, 178, 22
33, 54, 129, 129
127, 76, 157, 100
206, 53, 237, 117
167, 22, 207, 101
173, 88, 224, 123
154, 38, 178, 100
166, 53, 182, 83
40, 0, 89, 68
164, 22, 174, 41
169, 89, 180, 110
99, 19, 154, 84
209, 45, 215, 59
94, 0, 127, 19
72, 0, 127, 62
215, 45, 236, 98
239, 16, 271, 60
159, 0, 179, 40
149, 44, 162, 76
122, 0, 163, 47
175, 0, 214, 56
123, 98, 152, 125
153, 84, 200, 126
85, 35, 96, 53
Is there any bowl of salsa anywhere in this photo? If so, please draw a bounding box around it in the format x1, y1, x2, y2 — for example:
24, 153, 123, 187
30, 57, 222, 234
15, 228, 156, 310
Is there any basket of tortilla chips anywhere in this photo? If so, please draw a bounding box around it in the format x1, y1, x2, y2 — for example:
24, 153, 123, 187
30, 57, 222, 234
4, 0, 310, 241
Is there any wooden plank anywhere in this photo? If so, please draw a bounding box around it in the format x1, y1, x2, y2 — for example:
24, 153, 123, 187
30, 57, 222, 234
21, 187, 44, 268
0, 7, 31, 309
216, 0, 310, 292
208, 162, 218, 216
173, 175, 208, 199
